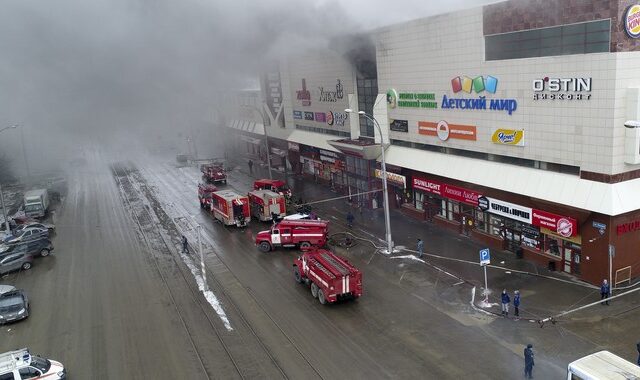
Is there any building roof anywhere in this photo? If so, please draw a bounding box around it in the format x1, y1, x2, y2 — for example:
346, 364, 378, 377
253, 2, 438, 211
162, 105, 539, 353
286, 130, 341, 153
384, 145, 640, 216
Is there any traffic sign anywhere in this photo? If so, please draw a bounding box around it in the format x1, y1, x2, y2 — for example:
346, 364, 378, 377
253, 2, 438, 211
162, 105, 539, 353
479, 248, 490, 266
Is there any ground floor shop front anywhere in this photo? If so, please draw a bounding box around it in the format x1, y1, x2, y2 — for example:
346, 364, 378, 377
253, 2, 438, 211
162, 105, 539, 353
392, 169, 639, 286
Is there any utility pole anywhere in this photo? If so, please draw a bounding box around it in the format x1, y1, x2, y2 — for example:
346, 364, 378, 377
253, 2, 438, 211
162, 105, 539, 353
19, 125, 30, 184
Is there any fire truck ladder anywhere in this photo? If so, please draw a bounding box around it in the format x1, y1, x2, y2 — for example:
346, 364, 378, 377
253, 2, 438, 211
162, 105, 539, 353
320, 252, 349, 276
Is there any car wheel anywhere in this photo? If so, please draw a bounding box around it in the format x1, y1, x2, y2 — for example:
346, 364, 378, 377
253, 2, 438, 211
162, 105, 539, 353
40, 249, 51, 257
318, 288, 326, 305
259, 241, 271, 252
21, 262, 32, 270
293, 266, 302, 283
300, 241, 311, 250
311, 282, 319, 298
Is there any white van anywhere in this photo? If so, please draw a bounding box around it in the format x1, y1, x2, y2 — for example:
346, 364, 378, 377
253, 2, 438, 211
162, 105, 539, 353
0, 348, 66, 379
567, 350, 640, 380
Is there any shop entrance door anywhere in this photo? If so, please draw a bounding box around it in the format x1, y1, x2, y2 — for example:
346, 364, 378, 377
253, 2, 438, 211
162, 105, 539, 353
460, 205, 475, 236
563, 248, 572, 273
503, 219, 522, 253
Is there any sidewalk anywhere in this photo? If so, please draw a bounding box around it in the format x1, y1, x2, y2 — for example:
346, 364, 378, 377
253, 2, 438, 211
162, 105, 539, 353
229, 157, 640, 361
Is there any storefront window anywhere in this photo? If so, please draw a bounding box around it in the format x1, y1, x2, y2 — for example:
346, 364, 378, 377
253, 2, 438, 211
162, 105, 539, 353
489, 215, 503, 237
447, 200, 459, 221
415, 191, 425, 211
544, 235, 562, 257
440, 199, 446, 218
475, 210, 488, 232
521, 225, 541, 250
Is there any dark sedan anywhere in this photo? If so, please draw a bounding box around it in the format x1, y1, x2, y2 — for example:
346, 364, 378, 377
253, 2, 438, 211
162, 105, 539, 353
0, 289, 29, 324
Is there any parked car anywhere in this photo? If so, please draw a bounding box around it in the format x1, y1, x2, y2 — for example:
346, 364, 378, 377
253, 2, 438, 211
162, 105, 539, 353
0, 285, 17, 296
0, 247, 34, 275
14, 222, 55, 234
3, 226, 48, 244
0, 288, 29, 324
0, 238, 53, 257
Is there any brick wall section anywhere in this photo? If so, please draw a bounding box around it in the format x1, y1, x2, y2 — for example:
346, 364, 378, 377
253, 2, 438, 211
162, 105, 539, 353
483, 0, 640, 52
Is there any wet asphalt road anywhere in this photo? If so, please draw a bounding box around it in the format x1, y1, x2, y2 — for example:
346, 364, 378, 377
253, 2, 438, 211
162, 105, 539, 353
0, 150, 566, 379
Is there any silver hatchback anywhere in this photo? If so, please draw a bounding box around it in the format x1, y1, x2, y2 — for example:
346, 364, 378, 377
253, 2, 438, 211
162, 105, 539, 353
0, 246, 34, 275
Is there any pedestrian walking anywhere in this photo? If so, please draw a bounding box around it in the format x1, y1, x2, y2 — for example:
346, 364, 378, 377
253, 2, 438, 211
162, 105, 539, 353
501, 289, 510, 317
346, 211, 354, 228
416, 239, 424, 259
514, 290, 521, 319
181, 235, 189, 254
600, 279, 610, 305
248, 159, 254, 174
524, 344, 534, 379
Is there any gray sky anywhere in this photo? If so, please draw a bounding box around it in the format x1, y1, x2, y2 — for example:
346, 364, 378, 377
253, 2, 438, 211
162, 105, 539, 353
0, 0, 497, 173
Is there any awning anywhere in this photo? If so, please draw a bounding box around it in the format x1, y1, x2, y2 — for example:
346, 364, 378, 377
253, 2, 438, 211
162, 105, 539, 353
240, 135, 262, 145
383, 145, 639, 216
271, 148, 287, 157
286, 130, 340, 153
328, 139, 382, 160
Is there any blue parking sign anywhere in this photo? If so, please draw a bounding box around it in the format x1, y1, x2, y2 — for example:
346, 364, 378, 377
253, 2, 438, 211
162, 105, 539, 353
479, 248, 490, 266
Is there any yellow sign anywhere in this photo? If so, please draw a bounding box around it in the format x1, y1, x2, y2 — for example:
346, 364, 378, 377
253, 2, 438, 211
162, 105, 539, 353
491, 129, 524, 146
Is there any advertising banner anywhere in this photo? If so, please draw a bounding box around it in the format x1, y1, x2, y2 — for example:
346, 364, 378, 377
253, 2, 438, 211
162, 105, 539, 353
491, 129, 525, 146
531, 209, 578, 237
412, 177, 480, 206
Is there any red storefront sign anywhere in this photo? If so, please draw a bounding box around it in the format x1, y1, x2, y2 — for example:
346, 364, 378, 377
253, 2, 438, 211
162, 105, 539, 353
531, 209, 578, 237
412, 177, 480, 206
617, 220, 640, 236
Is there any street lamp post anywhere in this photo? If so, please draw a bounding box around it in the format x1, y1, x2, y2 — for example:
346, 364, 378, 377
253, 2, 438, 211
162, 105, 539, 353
345, 109, 394, 254
0, 125, 18, 233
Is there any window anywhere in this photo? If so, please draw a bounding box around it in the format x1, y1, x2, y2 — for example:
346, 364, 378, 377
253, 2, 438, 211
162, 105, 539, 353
0, 373, 15, 380
18, 367, 42, 379
486, 19, 610, 60
544, 236, 562, 257
415, 191, 425, 211
475, 209, 488, 232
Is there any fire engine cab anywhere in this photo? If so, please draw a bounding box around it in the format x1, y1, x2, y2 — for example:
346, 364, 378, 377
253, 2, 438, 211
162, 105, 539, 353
253, 179, 291, 198
198, 183, 218, 209
248, 189, 286, 222
255, 219, 329, 252
201, 163, 227, 184
210, 190, 250, 227
293, 248, 363, 304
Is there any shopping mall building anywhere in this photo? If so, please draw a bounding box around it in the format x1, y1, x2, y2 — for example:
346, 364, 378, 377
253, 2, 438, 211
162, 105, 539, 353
221, 0, 640, 285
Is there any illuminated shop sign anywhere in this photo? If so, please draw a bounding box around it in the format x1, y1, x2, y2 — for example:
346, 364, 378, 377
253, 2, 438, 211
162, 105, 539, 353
418, 120, 477, 141
412, 177, 480, 206
375, 169, 407, 188
532, 77, 592, 101
491, 129, 525, 146
296, 78, 311, 106
442, 75, 517, 115
386, 89, 437, 109
625, 4, 640, 38
318, 79, 344, 102
479, 196, 578, 237
327, 111, 348, 127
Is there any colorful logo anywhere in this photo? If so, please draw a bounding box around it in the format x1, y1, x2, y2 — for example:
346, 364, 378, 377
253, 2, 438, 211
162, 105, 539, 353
451, 75, 498, 94
326, 111, 334, 126
491, 129, 525, 146
386, 89, 398, 109
418, 120, 477, 141
296, 78, 311, 106
625, 4, 640, 38
314, 112, 326, 123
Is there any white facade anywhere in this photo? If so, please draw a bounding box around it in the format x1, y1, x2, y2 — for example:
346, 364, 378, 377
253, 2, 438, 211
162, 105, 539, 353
376, 7, 640, 176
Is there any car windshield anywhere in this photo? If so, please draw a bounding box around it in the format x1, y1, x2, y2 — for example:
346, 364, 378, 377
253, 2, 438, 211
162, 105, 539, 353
0, 295, 24, 312
30, 356, 51, 373
24, 204, 42, 212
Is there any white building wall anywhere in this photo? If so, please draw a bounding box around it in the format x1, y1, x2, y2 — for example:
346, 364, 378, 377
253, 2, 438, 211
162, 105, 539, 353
376, 7, 625, 175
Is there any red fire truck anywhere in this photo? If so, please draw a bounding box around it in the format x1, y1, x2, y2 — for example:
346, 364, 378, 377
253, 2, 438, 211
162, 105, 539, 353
210, 190, 250, 227
198, 183, 218, 209
253, 179, 292, 198
201, 163, 227, 184
248, 189, 286, 222
293, 248, 363, 304
255, 219, 329, 252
